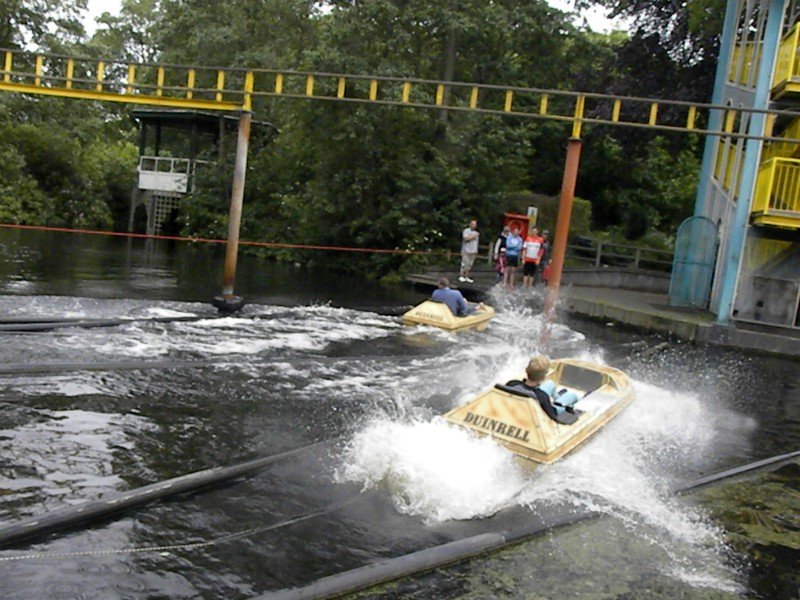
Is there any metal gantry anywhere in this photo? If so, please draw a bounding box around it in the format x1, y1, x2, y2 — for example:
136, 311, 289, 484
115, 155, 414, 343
2, 47, 800, 144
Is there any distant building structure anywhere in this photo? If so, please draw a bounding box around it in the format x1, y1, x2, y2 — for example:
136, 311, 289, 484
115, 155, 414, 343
128, 109, 274, 235
673, 0, 800, 331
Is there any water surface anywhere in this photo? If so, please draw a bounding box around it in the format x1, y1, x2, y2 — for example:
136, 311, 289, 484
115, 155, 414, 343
0, 229, 797, 599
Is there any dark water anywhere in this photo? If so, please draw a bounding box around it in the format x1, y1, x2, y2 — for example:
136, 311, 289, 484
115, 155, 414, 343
0, 229, 798, 599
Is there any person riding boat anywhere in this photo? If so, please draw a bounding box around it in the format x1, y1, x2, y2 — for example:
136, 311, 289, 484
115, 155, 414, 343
504, 354, 564, 421
431, 277, 485, 317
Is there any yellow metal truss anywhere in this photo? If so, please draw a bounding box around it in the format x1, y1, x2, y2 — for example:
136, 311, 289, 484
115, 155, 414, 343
753, 157, 800, 228
2, 47, 800, 144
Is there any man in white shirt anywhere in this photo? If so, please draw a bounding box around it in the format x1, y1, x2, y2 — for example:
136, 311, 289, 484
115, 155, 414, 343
459, 219, 479, 283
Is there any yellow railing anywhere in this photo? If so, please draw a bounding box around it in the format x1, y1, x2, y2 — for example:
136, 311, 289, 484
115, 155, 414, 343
0, 49, 248, 110
753, 157, 800, 227
762, 117, 800, 161
1, 47, 800, 144
773, 21, 800, 89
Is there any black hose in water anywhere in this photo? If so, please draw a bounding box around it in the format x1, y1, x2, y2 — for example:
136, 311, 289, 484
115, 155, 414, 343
0, 359, 213, 375
0, 439, 332, 549
256, 449, 800, 600
674, 448, 800, 493
0, 315, 201, 332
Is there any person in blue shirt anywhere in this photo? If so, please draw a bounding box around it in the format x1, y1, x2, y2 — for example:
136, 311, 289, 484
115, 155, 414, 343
431, 277, 484, 317
503, 226, 524, 288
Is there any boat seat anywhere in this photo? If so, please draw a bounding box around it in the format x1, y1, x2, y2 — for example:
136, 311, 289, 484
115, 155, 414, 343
494, 384, 580, 425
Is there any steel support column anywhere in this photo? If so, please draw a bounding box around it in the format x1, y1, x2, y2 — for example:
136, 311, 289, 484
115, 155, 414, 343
544, 137, 582, 323
213, 110, 251, 313
716, 0, 786, 324
692, 0, 740, 217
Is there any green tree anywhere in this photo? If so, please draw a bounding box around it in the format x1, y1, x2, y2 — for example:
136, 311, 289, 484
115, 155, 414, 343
592, 135, 700, 239
0, 0, 87, 50
87, 0, 162, 62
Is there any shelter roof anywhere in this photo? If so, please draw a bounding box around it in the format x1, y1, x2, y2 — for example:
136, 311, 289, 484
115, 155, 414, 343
130, 109, 277, 133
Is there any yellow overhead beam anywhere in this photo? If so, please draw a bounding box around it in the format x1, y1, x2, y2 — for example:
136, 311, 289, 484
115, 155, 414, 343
1, 47, 800, 144
0, 81, 241, 111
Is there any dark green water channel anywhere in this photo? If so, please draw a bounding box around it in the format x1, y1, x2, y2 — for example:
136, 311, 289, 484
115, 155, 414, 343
0, 229, 797, 599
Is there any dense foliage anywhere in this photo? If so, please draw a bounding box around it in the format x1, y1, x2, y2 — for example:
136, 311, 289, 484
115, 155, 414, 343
0, 0, 723, 275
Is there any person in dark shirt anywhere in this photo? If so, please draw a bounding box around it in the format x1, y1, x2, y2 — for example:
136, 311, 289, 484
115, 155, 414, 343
492, 225, 510, 281
431, 277, 484, 317
505, 354, 562, 421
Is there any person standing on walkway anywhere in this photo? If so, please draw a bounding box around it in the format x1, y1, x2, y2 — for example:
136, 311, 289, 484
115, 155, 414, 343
503, 226, 523, 288
492, 225, 510, 281
460, 220, 480, 283
522, 227, 545, 288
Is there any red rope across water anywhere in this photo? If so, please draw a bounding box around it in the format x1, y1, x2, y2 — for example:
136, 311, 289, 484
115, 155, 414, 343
0, 223, 451, 256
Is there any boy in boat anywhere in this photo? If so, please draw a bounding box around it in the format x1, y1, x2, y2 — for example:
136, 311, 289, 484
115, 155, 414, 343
505, 354, 562, 421
431, 277, 485, 317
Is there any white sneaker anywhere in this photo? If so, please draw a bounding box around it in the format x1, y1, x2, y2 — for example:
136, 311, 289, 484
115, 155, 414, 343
458, 276, 467, 282
466, 277, 474, 283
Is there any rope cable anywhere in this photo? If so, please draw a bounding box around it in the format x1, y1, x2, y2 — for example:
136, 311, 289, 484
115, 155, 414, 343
0, 222, 452, 257
0, 495, 366, 563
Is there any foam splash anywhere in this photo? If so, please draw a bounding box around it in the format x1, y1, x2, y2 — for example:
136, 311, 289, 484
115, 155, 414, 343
337, 377, 749, 591
335, 418, 528, 523
64, 304, 401, 358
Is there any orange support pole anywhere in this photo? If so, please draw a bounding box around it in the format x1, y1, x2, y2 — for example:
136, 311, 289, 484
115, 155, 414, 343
212, 111, 252, 314
543, 137, 583, 327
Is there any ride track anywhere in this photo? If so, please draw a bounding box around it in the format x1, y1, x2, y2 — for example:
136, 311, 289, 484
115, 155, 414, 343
2, 46, 800, 143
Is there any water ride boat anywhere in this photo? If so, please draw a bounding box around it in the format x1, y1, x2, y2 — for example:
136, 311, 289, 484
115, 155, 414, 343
443, 358, 634, 464
401, 300, 495, 332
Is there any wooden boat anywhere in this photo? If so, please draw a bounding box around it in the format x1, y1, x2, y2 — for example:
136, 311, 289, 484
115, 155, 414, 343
443, 358, 634, 464
401, 300, 495, 332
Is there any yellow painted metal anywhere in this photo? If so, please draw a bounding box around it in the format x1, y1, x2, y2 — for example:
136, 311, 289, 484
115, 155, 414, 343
34, 55, 42, 86
2, 51, 10, 83
96, 61, 105, 92
773, 22, 800, 92
730, 41, 758, 86
504, 90, 514, 112
686, 105, 697, 129
743, 237, 791, 270
186, 69, 195, 99
753, 157, 800, 228
66, 59, 74, 89
763, 118, 800, 161
243, 71, 254, 111
443, 358, 634, 464
0, 47, 798, 145
714, 140, 741, 192
216, 70, 226, 101
571, 95, 585, 138
402, 300, 495, 332
724, 109, 736, 133
648, 102, 658, 126
126, 64, 135, 94
0, 81, 241, 110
